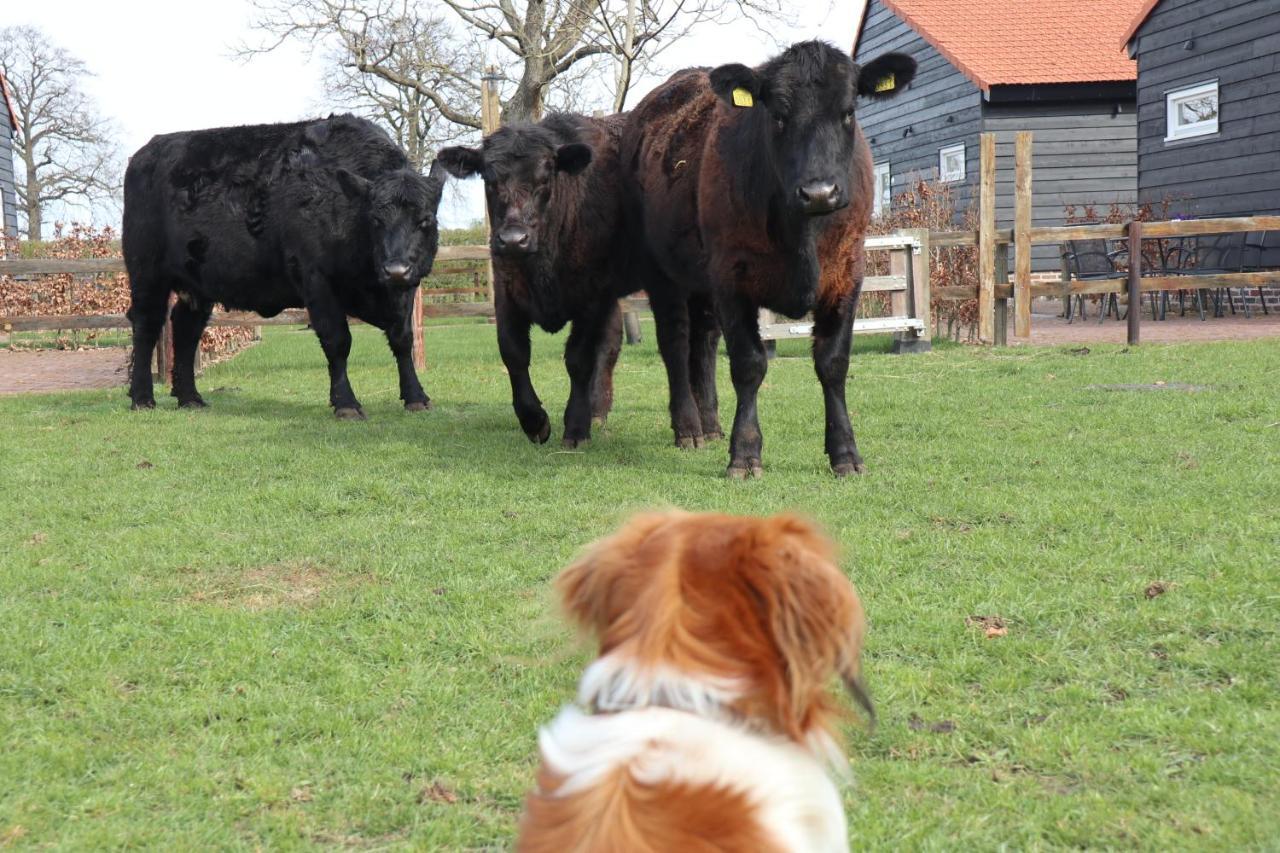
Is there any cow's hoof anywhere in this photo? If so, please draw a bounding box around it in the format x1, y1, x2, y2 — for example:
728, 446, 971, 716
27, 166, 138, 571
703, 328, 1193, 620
177, 396, 208, 409
832, 460, 867, 478
702, 429, 724, 442
405, 400, 432, 412
525, 416, 552, 444
130, 399, 156, 411
562, 436, 590, 450
591, 414, 607, 428
675, 434, 706, 450
726, 460, 763, 480
335, 406, 366, 421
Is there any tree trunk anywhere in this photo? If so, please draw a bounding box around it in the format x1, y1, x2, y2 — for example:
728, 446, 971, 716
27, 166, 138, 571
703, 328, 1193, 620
24, 169, 41, 240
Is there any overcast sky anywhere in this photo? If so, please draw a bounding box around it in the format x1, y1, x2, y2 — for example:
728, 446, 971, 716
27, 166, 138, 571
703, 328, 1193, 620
10, 0, 867, 229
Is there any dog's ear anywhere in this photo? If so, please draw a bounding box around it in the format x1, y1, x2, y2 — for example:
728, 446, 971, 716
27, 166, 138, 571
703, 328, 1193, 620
556, 511, 680, 639
734, 515, 871, 729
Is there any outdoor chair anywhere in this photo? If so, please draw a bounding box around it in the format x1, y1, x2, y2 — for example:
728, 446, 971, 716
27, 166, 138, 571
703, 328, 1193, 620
1060, 239, 1127, 324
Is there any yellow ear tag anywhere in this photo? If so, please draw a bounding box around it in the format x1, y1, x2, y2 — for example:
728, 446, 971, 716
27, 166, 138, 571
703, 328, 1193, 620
732, 87, 754, 108
875, 73, 896, 93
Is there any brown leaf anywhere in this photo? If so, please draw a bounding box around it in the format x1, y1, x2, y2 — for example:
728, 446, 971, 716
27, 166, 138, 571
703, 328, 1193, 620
1145, 581, 1171, 599
26, 532, 47, 546
290, 785, 314, 803
136, 460, 154, 469
985, 625, 1008, 639
419, 781, 458, 805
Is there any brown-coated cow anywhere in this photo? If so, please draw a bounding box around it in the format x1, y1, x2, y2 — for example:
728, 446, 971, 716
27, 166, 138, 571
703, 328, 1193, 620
623, 42, 915, 477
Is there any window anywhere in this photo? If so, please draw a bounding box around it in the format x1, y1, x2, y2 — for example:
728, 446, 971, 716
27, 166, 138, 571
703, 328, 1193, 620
1165, 80, 1218, 142
873, 162, 891, 216
939, 143, 965, 182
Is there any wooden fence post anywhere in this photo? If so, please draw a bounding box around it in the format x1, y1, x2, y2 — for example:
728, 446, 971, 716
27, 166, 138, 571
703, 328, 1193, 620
153, 294, 175, 383
1127, 219, 1142, 346
909, 227, 931, 344
412, 285, 426, 371
978, 133, 997, 344
994, 244, 1009, 346
480, 67, 502, 313
1014, 131, 1033, 338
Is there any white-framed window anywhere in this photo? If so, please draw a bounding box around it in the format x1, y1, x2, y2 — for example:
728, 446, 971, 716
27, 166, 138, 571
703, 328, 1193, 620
873, 161, 891, 216
939, 143, 965, 182
1165, 80, 1219, 142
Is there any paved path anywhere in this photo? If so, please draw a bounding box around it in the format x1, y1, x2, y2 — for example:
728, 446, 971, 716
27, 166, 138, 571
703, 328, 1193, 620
0, 348, 129, 395
1023, 306, 1280, 346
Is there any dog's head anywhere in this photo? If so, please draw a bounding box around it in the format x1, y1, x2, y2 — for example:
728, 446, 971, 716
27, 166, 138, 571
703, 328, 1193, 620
556, 511, 872, 745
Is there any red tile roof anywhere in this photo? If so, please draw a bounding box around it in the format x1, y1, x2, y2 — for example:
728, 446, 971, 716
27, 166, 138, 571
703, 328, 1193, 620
0, 73, 18, 133
857, 0, 1144, 91
1120, 0, 1164, 48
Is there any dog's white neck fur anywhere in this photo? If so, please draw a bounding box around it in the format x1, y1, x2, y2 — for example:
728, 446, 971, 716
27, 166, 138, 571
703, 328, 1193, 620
542, 654, 852, 852
577, 653, 743, 720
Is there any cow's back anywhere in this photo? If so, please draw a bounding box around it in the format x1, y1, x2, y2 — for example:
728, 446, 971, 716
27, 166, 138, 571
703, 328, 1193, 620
122, 116, 405, 314
623, 70, 720, 287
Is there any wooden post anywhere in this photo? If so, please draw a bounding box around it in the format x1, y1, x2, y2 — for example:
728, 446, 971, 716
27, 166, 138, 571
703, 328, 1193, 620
480, 67, 502, 310
909, 227, 932, 343
154, 294, 175, 383
1127, 219, 1142, 346
994, 244, 1009, 347
621, 300, 642, 344
1014, 131, 1033, 338
889, 245, 909, 319
978, 133, 997, 344
412, 285, 426, 371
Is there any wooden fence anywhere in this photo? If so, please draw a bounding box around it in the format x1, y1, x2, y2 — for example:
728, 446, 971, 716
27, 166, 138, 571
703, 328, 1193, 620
0, 245, 493, 378
931, 131, 1280, 345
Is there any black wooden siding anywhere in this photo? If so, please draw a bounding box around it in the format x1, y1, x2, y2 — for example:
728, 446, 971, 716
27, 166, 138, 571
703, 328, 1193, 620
1133, 0, 1280, 221
983, 102, 1138, 268
855, 0, 1139, 270
0, 122, 16, 237
854, 0, 982, 218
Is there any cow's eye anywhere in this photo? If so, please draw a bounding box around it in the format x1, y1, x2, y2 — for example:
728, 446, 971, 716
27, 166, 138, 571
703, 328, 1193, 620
842, 108, 855, 129
774, 116, 787, 133
419, 216, 435, 229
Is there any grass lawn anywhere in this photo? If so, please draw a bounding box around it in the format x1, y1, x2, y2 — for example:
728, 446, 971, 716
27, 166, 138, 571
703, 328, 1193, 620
1, 323, 1277, 850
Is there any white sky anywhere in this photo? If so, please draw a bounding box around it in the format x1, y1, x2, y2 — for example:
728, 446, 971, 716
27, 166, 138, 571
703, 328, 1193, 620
10, 0, 867, 229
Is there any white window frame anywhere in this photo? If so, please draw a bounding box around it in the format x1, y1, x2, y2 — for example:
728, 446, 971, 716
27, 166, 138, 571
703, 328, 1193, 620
873, 161, 891, 216
939, 143, 966, 183
1165, 80, 1219, 142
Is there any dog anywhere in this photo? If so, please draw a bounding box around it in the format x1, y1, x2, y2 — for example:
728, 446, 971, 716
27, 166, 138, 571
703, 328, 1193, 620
518, 510, 874, 852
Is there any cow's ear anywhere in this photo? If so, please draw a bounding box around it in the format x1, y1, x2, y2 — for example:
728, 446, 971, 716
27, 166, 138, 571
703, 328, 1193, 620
335, 168, 370, 200
709, 63, 764, 109
427, 158, 449, 184
555, 143, 592, 176
857, 53, 916, 99
436, 146, 484, 179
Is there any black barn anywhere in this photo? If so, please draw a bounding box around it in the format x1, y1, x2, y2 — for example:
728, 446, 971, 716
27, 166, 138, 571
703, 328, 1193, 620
0, 73, 18, 238
854, 0, 1147, 270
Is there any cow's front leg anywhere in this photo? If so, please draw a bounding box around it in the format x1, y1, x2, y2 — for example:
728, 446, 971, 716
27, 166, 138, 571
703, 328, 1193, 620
562, 301, 615, 448
169, 294, 213, 408
497, 303, 550, 443
812, 290, 863, 476
384, 294, 431, 412
688, 293, 723, 441
304, 289, 363, 419
589, 302, 623, 427
718, 295, 767, 479
650, 290, 704, 448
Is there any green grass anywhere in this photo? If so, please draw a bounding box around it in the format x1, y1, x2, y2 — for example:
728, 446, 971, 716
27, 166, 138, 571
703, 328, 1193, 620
1, 323, 1277, 850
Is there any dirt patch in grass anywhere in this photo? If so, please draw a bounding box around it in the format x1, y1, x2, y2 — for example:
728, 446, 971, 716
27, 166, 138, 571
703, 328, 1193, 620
188, 562, 362, 611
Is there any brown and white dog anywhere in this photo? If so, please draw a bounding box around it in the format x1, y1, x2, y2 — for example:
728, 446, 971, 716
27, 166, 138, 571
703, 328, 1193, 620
518, 511, 874, 852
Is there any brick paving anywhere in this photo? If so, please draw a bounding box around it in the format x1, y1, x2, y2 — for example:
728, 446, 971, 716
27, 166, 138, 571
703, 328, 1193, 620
1019, 300, 1280, 346
0, 348, 129, 395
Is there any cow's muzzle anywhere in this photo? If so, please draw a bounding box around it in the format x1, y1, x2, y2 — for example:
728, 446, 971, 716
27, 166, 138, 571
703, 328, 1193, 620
381, 262, 417, 288
494, 225, 535, 256
796, 181, 846, 215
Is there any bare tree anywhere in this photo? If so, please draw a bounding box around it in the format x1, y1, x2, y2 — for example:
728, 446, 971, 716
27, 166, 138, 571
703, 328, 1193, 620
318, 10, 479, 168
245, 0, 787, 135
0, 26, 121, 239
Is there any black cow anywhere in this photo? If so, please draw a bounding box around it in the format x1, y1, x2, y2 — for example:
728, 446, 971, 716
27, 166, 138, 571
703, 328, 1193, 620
624, 42, 915, 477
437, 114, 632, 448
122, 114, 446, 418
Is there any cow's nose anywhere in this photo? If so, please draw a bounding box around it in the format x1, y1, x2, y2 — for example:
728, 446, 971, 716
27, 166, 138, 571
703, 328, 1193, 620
797, 182, 842, 213
496, 226, 532, 252
382, 262, 411, 282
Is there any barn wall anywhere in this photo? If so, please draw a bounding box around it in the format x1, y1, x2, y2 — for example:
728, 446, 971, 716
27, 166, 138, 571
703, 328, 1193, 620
0, 122, 17, 238
982, 100, 1138, 270
854, 0, 983, 222
1133, 0, 1280, 231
